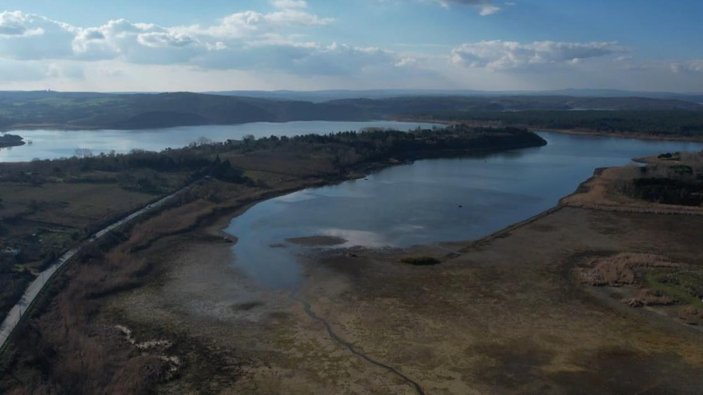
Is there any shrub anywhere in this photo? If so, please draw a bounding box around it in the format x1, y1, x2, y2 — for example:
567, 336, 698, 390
401, 256, 441, 266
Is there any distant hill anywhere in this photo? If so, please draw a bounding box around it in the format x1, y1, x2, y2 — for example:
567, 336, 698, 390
334, 95, 703, 114
0, 91, 368, 130
210, 89, 703, 104
0, 91, 701, 131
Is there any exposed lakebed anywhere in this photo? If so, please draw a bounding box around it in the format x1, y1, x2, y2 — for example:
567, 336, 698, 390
225, 132, 703, 288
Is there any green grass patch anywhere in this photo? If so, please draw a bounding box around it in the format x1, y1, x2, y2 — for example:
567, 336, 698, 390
644, 269, 703, 307
670, 165, 694, 176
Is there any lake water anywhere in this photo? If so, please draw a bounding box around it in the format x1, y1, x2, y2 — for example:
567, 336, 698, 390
0, 121, 437, 162
225, 132, 703, 289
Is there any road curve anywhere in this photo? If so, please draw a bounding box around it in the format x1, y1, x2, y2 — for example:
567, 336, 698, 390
0, 180, 201, 350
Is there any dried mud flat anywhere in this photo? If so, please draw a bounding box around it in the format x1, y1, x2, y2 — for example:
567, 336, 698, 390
108, 201, 703, 394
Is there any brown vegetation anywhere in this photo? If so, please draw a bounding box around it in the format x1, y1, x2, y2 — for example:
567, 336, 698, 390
623, 289, 677, 308
0, 180, 254, 393
0, 125, 550, 393
562, 152, 703, 215
8, 129, 703, 393
0, 125, 544, 324
576, 253, 680, 286
679, 307, 703, 326
3, 244, 169, 393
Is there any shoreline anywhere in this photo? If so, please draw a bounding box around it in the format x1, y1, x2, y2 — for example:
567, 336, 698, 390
212, 152, 703, 267
0, 135, 545, 340
6, 117, 703, 143
6, 138, 703, 392
2, 128, 693, 329
0, 128, 547, 333
536, 127, 703, 143
166, 167, 703, 392
394, 116, 703, 143
0, 118, 438, 133
0, 133, 25, 149
213, 149, 703, 267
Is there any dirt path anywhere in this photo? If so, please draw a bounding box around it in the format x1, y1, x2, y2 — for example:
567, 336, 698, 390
290, 291, 426, 395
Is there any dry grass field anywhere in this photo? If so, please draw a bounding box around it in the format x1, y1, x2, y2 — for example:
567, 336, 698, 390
96, 195, 703, 394
0, 179, 170, 322
3, 131, 702, 394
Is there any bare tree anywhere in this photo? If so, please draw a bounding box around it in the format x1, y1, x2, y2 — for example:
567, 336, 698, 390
193, 136, 212, 146
242, 134, 256, 144
74, 148, 94, 158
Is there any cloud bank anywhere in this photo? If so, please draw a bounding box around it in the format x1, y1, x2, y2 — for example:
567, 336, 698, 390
451, 40, 623, 70
434, 0, 502, 15
0, 1, 700, 92
0, 3, 403, 77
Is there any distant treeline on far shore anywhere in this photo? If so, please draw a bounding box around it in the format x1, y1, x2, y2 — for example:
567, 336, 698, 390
0, 91, 701, 138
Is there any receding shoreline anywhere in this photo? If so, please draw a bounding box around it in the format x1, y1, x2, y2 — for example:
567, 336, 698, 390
132, 163, 703, 393
4, 117, 703, 143
395, 116, 703, 143
536, 127, 703, 143
4, 131, 703, 393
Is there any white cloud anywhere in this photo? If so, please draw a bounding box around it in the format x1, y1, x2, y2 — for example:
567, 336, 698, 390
0, 11, 77, 59
451, 40, 623, 70
137, 31, 196, 48
670, 60, 703, 73
203, 9, 332, 39
378, 0, 502, 16
0, 2, 334, 61
201, 0, 332, 40
271, 0, 309, 9
433, 0, 501, 16
1, 6, 702, 92
68, 19, 204, 65
192, 41, 402, 77
0, 8, 408, 79
0, 10, 48, 37
0, 6, 336, 69
478, 4, 501, 16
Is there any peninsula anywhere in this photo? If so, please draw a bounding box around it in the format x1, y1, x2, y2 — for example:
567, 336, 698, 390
0, 134, 23, 149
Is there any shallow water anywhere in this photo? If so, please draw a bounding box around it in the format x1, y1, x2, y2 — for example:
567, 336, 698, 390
0, 120, 437, 162
225, 131, 703, 289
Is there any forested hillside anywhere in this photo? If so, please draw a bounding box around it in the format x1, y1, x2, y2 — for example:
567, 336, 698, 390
0, 91, 701, 136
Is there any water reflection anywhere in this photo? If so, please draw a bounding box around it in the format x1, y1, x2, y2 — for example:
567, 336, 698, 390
225, 131, 703, 289
0, 121, 439, 162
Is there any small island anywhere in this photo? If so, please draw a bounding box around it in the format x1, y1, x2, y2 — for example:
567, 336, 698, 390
0, 134, 24, 149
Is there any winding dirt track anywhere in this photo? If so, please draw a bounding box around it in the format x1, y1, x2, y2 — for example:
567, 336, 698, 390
290, 291, 426, 395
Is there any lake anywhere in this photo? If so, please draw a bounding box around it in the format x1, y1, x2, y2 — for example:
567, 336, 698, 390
0, 121, 438, 162
225, 131, 703, 289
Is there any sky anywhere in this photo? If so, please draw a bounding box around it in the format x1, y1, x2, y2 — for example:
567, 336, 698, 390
0, 0, 701, 92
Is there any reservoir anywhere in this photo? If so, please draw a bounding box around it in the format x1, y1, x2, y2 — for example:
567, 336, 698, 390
4, 123, 702, 289
0, 120, 437, 162
225, 131, 703, 288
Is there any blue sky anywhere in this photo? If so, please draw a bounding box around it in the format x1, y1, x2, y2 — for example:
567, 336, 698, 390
0, 0, 701, 92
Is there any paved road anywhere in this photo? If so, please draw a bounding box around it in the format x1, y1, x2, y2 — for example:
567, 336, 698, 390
0, 181, 198, 349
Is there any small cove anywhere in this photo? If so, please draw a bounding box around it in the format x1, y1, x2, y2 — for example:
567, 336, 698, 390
225, 131, 703, 289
